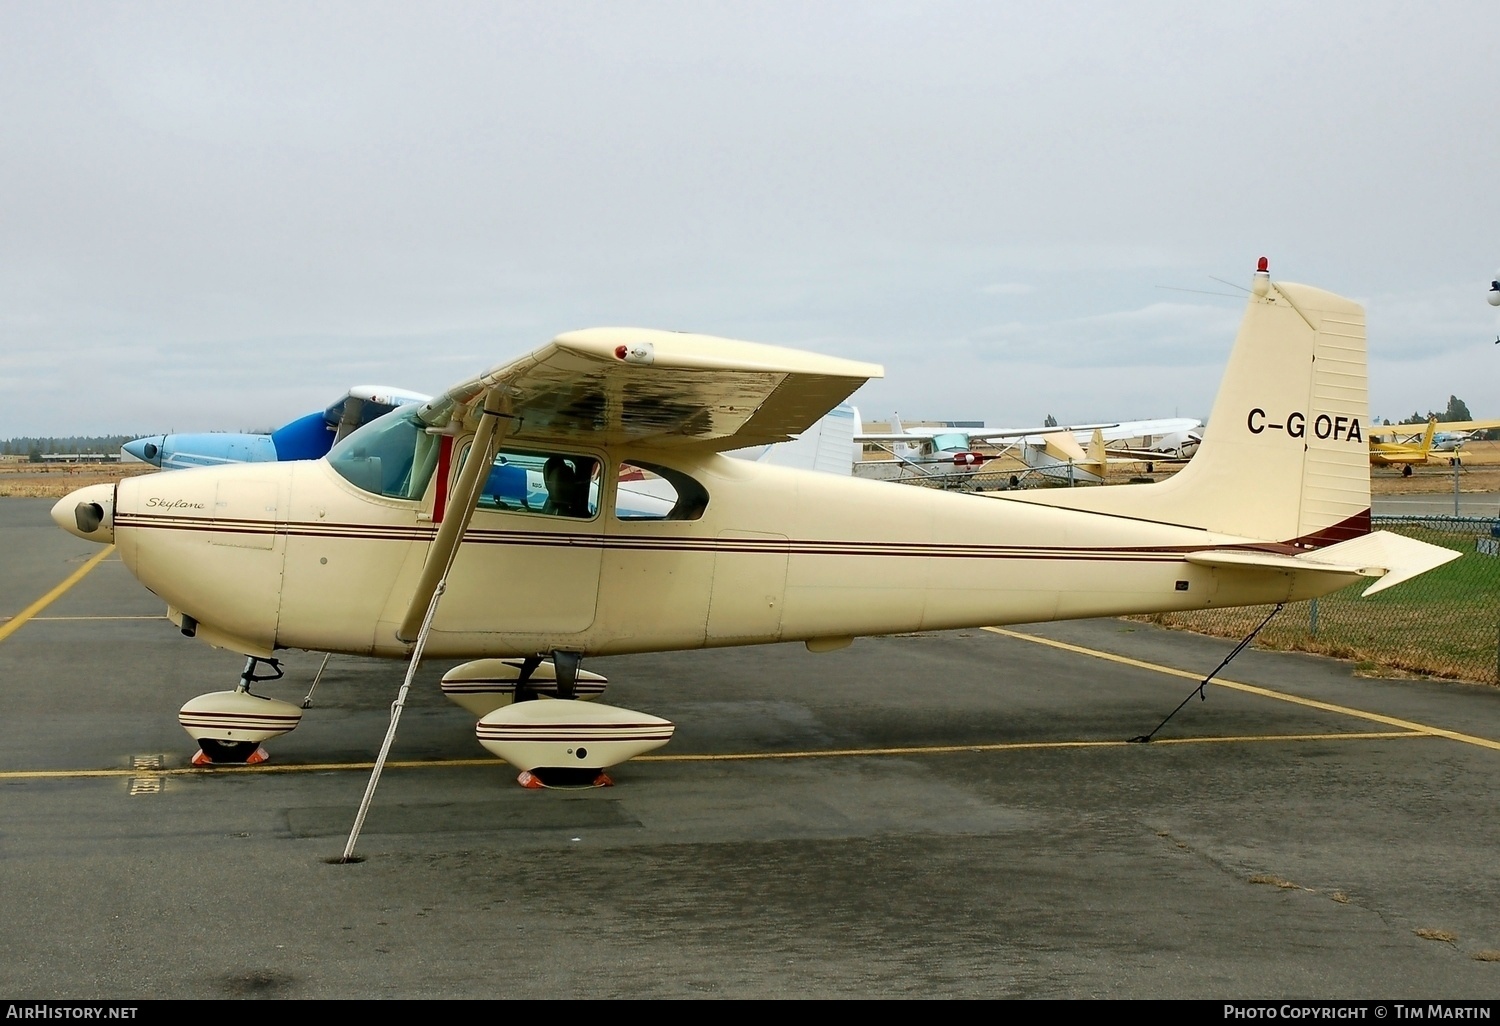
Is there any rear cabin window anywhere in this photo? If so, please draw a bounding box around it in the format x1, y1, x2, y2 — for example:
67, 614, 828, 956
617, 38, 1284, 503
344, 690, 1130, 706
615, 462, 708, 521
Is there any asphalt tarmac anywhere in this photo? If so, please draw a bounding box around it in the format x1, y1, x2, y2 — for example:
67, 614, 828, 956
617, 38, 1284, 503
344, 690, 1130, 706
4, 497, 1500, 1000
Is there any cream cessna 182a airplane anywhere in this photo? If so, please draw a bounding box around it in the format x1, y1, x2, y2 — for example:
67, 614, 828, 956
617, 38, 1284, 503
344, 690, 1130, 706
53, 259, 1459, 786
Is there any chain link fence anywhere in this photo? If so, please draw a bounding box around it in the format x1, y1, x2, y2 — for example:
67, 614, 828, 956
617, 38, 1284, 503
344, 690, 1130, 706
1134, 516, 1500, 685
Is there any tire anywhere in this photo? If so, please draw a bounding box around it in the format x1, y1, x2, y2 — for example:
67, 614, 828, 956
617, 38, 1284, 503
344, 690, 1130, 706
197, 738, 262, 763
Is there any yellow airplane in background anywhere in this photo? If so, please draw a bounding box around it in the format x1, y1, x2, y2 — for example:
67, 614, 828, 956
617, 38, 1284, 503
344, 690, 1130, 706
1369, 417, 1500, 475
1370, 416, 1440, 476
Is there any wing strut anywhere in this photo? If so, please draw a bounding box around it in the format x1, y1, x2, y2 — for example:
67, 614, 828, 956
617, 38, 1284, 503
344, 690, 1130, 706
342, 579, 448, 863
397, 391, 514, 642
343, 390, 514, 861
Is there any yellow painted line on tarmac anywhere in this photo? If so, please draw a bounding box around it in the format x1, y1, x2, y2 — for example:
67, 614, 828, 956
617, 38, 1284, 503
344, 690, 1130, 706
0, 759, 504, 781
984, 626, 1500, 753
0, 546, 115, 644
32, 615, 165, 621
633, 730, 1427, 761
0, 731, 1431, 782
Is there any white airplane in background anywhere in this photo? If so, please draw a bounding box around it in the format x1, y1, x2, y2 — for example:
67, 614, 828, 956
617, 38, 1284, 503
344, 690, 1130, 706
855, 415, 1202, 487
1096, 422, 1203, 462
54, 261, 1459, 796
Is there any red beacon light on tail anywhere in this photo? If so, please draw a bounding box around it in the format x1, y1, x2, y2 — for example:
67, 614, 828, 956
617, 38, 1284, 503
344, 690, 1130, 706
1252, 256, 1271, 298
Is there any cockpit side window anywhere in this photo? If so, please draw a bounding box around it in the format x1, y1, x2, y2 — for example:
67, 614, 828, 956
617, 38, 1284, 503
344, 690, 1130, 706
615, 462, 709, 521
467, 447, 600, 519
327, 406, 440, 501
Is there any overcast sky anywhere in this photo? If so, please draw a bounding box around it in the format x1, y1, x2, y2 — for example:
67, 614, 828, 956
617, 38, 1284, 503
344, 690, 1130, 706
3, 1, 1497, 437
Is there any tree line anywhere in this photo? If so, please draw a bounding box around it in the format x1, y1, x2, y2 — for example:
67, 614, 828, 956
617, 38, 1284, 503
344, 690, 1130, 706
1384, 397, 1498, 439
1, 436, 139, 460
1393, 395, 1472, 425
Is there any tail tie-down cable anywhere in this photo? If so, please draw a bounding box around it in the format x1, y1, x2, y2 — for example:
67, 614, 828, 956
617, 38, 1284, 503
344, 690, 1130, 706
1128, 602, 1284, 744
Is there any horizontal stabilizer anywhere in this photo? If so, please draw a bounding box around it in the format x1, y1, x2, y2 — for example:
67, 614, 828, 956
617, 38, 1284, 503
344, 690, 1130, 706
1185, 531, 1461, 597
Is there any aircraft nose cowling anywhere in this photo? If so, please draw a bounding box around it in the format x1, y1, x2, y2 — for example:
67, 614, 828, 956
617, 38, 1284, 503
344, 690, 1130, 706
51, 483, 116, 544
122, 436, 164, 466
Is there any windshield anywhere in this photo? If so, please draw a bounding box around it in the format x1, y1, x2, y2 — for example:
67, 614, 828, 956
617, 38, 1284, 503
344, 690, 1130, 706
326, 406, 441, 501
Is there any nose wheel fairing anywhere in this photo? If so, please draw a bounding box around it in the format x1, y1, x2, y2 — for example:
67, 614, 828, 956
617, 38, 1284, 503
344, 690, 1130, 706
179, 689, 303, 763
180, 656, 301, 765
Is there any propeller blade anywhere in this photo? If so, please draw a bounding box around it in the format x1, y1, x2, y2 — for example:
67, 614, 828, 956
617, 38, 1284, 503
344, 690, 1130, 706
396, 391, 512, 641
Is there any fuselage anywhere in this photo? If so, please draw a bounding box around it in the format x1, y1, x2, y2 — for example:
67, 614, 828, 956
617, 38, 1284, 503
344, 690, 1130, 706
102, 441, 1343, 662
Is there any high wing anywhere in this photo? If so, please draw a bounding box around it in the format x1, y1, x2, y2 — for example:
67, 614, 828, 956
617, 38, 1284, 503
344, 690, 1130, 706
1371, 417, 1437, 447
854, 421, 1124, 445
856, 418, 1200, 448
970, 421, 1122, 444
398, 329, 881, 640
1103, 447, 1194, 464
1427, 419, 1500, 453
1426, 419, 1500, 433
418, 328, 882, 451
979, 417, 1202, 447
328, 386, 433, 444
853, 429, 949, 443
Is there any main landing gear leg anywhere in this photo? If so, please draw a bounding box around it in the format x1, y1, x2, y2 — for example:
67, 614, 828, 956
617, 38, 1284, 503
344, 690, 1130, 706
179, 655, 303, 766
511, 654, 543, 703
551, 650, 582, 700
510, 650, 581, 702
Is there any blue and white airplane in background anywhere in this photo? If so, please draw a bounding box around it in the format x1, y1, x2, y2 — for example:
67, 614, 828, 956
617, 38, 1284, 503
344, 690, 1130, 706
122, 386, 433, 469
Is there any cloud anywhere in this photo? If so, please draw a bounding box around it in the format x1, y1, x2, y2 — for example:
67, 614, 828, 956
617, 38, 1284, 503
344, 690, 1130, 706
3, 4, 1499, 434
963, 301, 1242, 368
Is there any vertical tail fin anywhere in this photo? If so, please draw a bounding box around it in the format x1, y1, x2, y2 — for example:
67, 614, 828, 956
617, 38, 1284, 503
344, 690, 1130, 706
1024, 431, 1104, 485
738, 402, 859, 475
888, 413, 923, 460
1418, 416, 1437, 459
1087, 429, 1108, 474
1009, 262, 1370, 547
